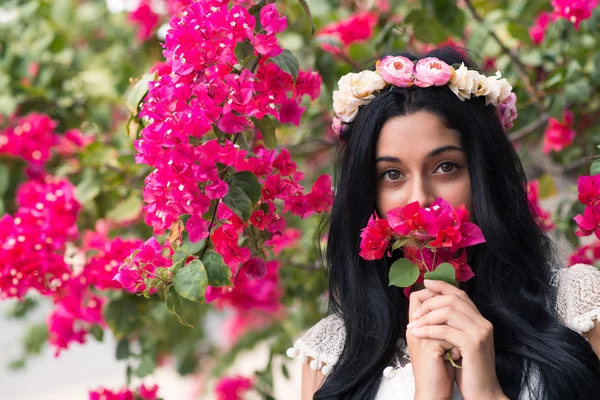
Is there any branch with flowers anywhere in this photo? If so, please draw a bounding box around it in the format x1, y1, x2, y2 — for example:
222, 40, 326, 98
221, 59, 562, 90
2, 0, 600, 398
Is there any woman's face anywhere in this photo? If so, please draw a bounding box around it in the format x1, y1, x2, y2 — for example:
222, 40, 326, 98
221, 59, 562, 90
375, 111, 472, 217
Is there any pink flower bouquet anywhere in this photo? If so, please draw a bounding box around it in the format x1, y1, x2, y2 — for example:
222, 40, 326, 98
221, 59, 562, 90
359, 198, 486, 295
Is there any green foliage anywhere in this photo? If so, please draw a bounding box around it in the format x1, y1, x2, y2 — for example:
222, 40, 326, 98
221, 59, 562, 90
424, 262, 457, 285
173, 259, 208, 303
270, 49, 300, 82
223, 171, 262, 221
201, 250, 233, 287
389, 258, 420, 287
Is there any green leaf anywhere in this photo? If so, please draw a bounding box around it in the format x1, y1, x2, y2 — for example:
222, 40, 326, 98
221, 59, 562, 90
507, 22, 530, 43
431, 0, 466, 37
23, 323, 48, 355
81, 142, 118, 168
89, 325, 104, 342
226, 171, 262, 205
297, 0, 316, 38
201, 250, 232, 287
171, 249, 189, 272
104, 297, 143, 338
466, 24, 490, 53
5, 297, 38, 319
0, 164, 10, 196
591, 159, 600, 176
106, 193, 143, 223
223, 186, 253, 221
281, 363, 290, 379
423, 262, 456, 284
136, 354, 156, 378
116, 338, 130, 360
391, 237, 409, 251
388, 258, 420, 288
406, 10, 447, 44
565, 78, 591, 104
75, 168, 101, 203
178, 232, 205, 255
252, 116, 277, 148
165, 285, 204, 327
271, 49, 299, 82
125, 72, 155, 114
235, 40, 254, 64
173, 259, 208, 303
537, 174, 557, 199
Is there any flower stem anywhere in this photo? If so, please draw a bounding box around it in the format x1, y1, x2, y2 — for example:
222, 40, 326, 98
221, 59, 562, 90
418, 245, 429, 272
447, 352, 463, 369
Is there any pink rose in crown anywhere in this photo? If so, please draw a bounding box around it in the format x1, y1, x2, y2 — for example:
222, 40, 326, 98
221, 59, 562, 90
413, 57, 454, 88
497, 93, 518, 131
376, 56, 415, 88
359, 198, 486, 292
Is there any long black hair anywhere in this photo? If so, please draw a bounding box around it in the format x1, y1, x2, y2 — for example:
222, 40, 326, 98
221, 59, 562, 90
315, 47, 600, 399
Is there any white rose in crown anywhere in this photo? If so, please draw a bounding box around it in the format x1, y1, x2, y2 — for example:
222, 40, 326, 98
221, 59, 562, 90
485, 71, 512, 106
448, 63, 472, 101
333, 71, 387, 122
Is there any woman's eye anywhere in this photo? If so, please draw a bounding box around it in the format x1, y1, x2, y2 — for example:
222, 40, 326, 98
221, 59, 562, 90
381, 169, 402, 181
435, 162, 458, 174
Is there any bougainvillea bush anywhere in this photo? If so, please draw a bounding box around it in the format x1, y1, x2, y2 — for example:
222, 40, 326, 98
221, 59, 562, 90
1, 0, 600, 398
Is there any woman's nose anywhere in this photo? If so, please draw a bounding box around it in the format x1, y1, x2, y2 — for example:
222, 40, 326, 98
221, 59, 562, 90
408, 178, 436, 208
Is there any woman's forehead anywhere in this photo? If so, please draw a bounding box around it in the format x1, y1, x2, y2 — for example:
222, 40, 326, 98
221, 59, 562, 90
376, 112, 462, 157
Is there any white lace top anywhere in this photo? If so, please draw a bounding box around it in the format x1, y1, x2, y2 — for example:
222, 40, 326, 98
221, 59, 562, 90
286, 264, 600, 399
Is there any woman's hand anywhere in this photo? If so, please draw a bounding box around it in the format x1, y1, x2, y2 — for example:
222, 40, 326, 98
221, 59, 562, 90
407, 280, 508, 400
407, 287, 460, 400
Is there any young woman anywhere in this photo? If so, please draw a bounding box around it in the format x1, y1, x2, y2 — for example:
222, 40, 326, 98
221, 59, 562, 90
286, 47, 600, 399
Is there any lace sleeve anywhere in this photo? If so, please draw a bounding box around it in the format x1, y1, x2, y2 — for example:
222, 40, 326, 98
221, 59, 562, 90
286, 313, 345, 376
554, 263, 600, 334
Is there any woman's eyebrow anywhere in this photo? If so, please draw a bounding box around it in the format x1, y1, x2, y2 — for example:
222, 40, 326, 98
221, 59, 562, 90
375, 156, 401, 163
375, 145, 464, 163
427, 145, 465, 158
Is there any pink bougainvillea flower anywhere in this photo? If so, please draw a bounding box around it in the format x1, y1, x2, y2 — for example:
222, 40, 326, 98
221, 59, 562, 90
138, 383, 159, 400
208, 260, 282, 312
387, 201, 438, 239
128, 0, 160, 41
186, 214, 210, 243
278, 99, 306, 126
359, 212, 393, 260
574, 205, 600, 238
577, 175, 600, 206
0, 113, 59, 164
215, 375, 254, 400
542, 110, 575, 154
89, 383, 159, 400
551, 0, 599, 29
263, 228, 301, 255
259, 3, 288, 35
317, 11, 378, 54
569, 241, 600, 266
529, 11, 550, 45
527, 180, 555, 231
243, 257, 267, 280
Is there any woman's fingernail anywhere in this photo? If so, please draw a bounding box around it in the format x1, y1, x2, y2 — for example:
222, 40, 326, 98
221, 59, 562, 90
410, 327, 421, 335
413, 309, 420, 319
423, 279, 434, 285
407, 322, 414, 328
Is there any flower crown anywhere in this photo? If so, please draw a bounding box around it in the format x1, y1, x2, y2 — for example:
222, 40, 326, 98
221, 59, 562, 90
331, 56, 518, 135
